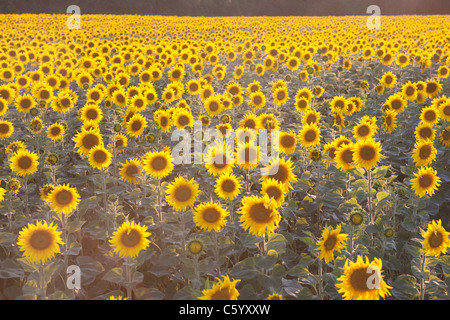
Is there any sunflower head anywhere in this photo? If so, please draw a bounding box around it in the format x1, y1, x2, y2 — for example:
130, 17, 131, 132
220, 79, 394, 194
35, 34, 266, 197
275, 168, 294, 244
109, 220, 151, 259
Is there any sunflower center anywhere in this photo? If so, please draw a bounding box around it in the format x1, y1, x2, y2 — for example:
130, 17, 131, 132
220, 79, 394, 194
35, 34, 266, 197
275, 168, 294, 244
385, 75, 393, 84
269, 164, 288, 184
90, 91, 100, 100
419, 145, 432, 159
55, 190, 74, 205
210, 287, 232, 300
424, 110, 436, 122
304, 129, 317, 142
51, 126, 61, 136
40, 90, 50, 100
253, 95, 263, 105
265, 186, 282, 200
443, 129, 450, 141
21, 99, 32, 109
277, 90, 286, 101
342, 149, 353, 164
18, 156, 32, 169
249, 202, 273, 223
86, 109, 98, 120
324, 235, 337, 251
221, 179, 236, 193
172, 70, 181, 79
280, 135, 295, 148
391, 99, 402, 110
29, 230, 53, 250
327, 147, 336, 159
357, 125, 370, 137
335, 100, 345, 109
405, 86, 415, 96
442, 105, 450, 116
360, 145, 376, 161
93, 150, 107, 163
428, 231, 443, 248
82, 133, 100, 149
244, 119, 256, 129
131, 120, 142, 131
418, 173, 433, 188
125, 164, 139, 177
174, 185, 192, 202
213, 153, 228, 169
297, 99, 307, 109
350, 267, 372, 291
202, 207, 221, 223
419, 127, 432, 139
120, 229, 141, 247
160, 117, 169, 127
385, 115, 392, 125
426, 82, 437, 94
151, 156, 168, 171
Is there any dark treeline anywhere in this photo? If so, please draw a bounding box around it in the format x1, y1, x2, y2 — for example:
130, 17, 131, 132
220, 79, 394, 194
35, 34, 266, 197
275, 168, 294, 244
0, 0, 449, 16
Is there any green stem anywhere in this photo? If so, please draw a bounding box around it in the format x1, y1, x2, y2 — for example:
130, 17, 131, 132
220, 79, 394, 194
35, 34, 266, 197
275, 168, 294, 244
39, 262, 46, 300
419, 253, 427, 300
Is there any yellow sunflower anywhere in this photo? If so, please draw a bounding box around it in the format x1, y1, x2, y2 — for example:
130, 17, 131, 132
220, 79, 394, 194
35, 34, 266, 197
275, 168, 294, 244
126, 113, 147, 138
198, 275, 240, 300
410, 166, 441, 198
353, 122, 376, 141
261, 178, 286, 207
119, 158, 143, 184
205, 142, 235, 176
109, 220, 151, 258
335, 143, 355, 171
382, 110, 397, 134
277, 130, 297, 155
239, 194, 280, 237
385, 93, 407, 113
414, 122, 435, 142
165, 176, 200, 211
420, 106, 439, 125
88, 145, 112, 170
193, 201, 229, 232
438, 99, 450, 122
412, 139, 436, 167
143, 150, 174, 179
236, 141, 259, 171
17, 220, 64, 264
439, 127, 450, 147
15, 94, 36, 113
316, 224, 348, 263
0, 120, 14, 138
214, 173, 242, 201
10, 149, 39, 177
261, 157, 297, 191
298, 123, 321, 148
73, 128, 103, 157
421, 219, 450, 257
47, 184, 80, 215
336, 255, 392, 300
46, 122, 65, 141
352, 139, 382, 169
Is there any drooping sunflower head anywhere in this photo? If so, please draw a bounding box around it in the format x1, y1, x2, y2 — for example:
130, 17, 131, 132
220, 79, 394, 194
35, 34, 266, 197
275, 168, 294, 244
193, 201, 229, 232
17, 220, 64, 264
198, 275, 240, 300
421, 219, 450, 257
109, 220, 151, 259
315, 224, 348, 263
336, 255, 392, 300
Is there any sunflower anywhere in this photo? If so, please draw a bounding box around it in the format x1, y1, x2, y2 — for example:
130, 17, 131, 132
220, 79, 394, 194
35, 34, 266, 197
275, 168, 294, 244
239, 112, 260, 131
214, 173, 242, 201
438, 65, 449, 79
261, 157, 297, 191
47, 184, 80, 215
249, 91, 266, 110
126, 113, 147, 138
330, 96, 347, 114
385, 93, 407, 113
39, 184, 55, 202
412, 139, 437, 167
186, 79, 201, 95
204, 95, 223, 118
8, 178, 21, 194
17, 220, 64, 264
294, 96, 309, 112
15, 94, 36, 113
336, 255, 392, 300
414, 122, 435, 142
396, 53, 410, 67
382, 110, 397, 134
112, 89, 128, 108
424, 79, 442, 98
198, 275, 240, 300
302, 109, 321, 125
10, 149, 39, 176
80, 103, 103, 124
109, 220, 151, 258
30, 118, 43, 134
119, 158, 143, 184
143, 150, 174, 179
401, 81, 417, 101
437, 99, 450, 122
172, 108, 194, 129
236, 141, 259, 171
46, 122, 65, 141
352, 139, 382, 169
73, 128, 103, 156
421, 220, 450, 257
277, 130, 297, 155
272, 86, 289, 106
205, 142, 235, 176
165, 176, 199, 212
0, 187, 6, 202
353, 122, 376, 141
380, 71, 397, 89
239, 194, 281, 237
439, 127, 450, 147
298, 123, 321, 148
316, 224, 348, 263
193, 201, 229, 232
88, 145, 112, 170
420, 106, 439, 125
335, 143, 355, 171
410, 166, 441, 198
261, 178, 286, 207
154, 109, 172, 133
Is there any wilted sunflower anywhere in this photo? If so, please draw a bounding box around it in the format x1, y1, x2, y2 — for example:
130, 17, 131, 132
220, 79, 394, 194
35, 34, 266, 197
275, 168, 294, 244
119, 158, 142, 184
73, 128, 103, 157
109, 220, 151, 258
410, 166, 441, 198
316, 224, 348, 263
336, 255, 392, 300
239, 194, 280, 237
47, 184, 80, 215
193, 201, 229, 232
88, 145, 112, 170
198, 275, 240, 300
412, 139, 437, 167
17, 220, 64, 264
298, 122, 321, 148
352, 139, 382, 169
165, 176, 199, 211
214, 173, 242, 201
421, 219, 450, 257
46, 122, 65, 141
10, 149, 39, 176
143, 150, 174, 179
39, 184, 55, 202
126, 113, 147, 138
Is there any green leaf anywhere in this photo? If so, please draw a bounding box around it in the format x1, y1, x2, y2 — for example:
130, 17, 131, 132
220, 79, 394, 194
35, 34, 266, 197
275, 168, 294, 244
0, 259, 25, 279
373, 165, 390, 179
76, 256, 105, 286
101, 267, 124, 284
391, 274, 419, 300
267, 233, 287, 254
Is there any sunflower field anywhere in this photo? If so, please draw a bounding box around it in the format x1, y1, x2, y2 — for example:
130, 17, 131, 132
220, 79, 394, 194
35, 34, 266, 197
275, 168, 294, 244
0, 14, 449, 301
